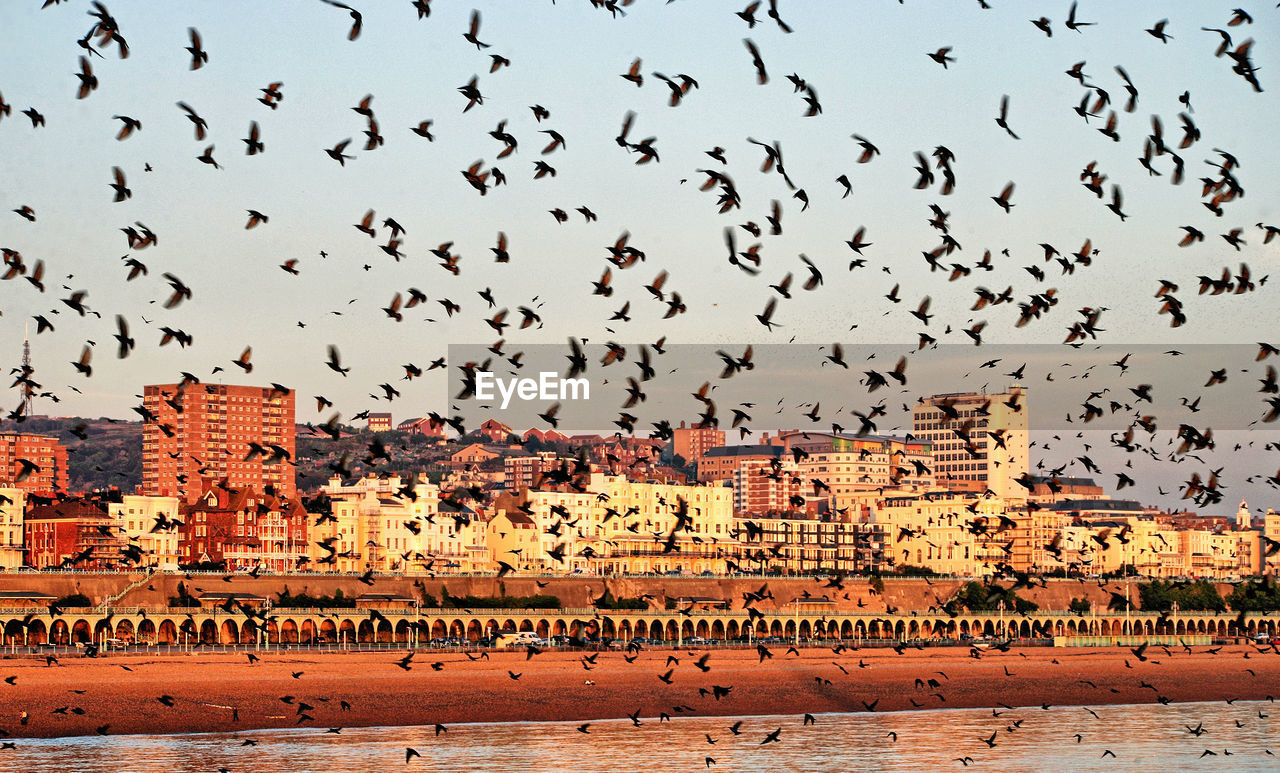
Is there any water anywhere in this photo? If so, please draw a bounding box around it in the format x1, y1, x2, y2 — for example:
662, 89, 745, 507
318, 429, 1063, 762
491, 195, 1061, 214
0, 701, 1275, 772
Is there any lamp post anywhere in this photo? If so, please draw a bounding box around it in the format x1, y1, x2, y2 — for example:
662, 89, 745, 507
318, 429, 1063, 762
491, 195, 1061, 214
998, 599, 1005, 640
1172, 600, 1179, 639
1125, 580, 1131, 641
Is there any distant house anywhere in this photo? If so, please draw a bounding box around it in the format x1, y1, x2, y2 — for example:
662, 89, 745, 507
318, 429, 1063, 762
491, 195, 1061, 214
523, 427, 569, 445
451, 445, 500, 465
397, 417, 448, 439
367, 412, 392, 432
476, 419, 514, 443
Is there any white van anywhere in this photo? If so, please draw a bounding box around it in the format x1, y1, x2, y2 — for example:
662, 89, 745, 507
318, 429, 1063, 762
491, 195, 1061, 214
496, 631, 541, 648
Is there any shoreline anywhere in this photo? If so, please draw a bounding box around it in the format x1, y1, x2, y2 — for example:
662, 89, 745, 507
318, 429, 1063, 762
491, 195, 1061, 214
2, 645, 1277, 739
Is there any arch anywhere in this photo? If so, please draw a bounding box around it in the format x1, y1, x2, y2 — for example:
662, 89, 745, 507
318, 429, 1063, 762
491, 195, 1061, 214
220, 619, 239, 645
301, 620, 318, 644
695, 620, 710, 638
601, 618, 616, 638
681, 620, 695, 640
199, 619, 217, 644
784, 621, 796, 639
376, 620, 393, 643
552, 619, 568, 636
770, 620, 783, 637
893, 621, 905, 639
156, 619, 176, 645
466, 619, 482, 641
799, 620, 811, 639
395, 621, 411, 643
339, 619, 356, 643
114, 619, 135, 643
1018, 621, 1031, 639
281, 619, 299, 644
982, 620, 995, 637
711, 620, 725, 639
357, 620, 374, 643
319, 619, 338, 642
26, 619, 47, 645
431, 619, 446, 638
239, 620, 258, 644
907, 621, 919, 638
634, 620, 649, 639
137, 619, 155, 645
49, 619, 70, 645
71, 619, 91, 644
619, 620, 633, 640
536, 620, 550, 638
3, 619, 25, 644
500, 619, 517, 633
665, 620, 680, 640
518, 619, 534, 633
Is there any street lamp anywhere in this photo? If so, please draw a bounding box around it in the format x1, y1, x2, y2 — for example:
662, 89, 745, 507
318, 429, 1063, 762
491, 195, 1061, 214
998, 599, 1005, 640
1171, 600, 1179, 639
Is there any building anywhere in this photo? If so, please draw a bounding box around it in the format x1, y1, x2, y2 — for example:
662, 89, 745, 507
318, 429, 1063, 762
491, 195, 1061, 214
475, 419, 514, 444
0, 488, 24, 569
367, 412, 393, 432
0, 432, 68, 496
1024, 475, 1105, 505
490, 473, 738, 574
397, 417, 449, 439
734, 512, 886, 575
731, 459, 808, 515
672, 421, 725, 466
697, 444, 787, 483
143, 382, 296, 500
24, 497, 123, 569
108, 495, 183, 569
504, 452, 559, 491
310, 475, 488, 573
784, 432, 935, 498
912, 386, 1029, 500
180, 484, 308, 571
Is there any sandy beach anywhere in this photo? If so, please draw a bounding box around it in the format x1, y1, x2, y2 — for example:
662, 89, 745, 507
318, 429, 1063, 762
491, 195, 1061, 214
1, 643, 1277, 739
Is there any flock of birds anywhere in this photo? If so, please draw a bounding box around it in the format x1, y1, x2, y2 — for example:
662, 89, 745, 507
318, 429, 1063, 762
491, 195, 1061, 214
1, 0, 1280, 764
2, 1, 1276, 519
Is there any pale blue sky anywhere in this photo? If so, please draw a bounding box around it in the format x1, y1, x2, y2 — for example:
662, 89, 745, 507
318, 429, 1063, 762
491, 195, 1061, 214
2, 1, 1278, 509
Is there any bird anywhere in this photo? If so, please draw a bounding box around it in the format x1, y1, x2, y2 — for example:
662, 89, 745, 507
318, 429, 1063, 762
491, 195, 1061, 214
927, 47, 956, 68
109, 166, 131, 202
325, 139, 354, 165
186, 27, 207, 69
463, 10, 490, 49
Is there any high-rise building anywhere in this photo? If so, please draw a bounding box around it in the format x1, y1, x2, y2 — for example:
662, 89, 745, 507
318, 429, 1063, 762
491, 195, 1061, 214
0, 432, 69, 496
672, 421, 725, 466
912, 386, 1029, 500
142, 383, 296, 500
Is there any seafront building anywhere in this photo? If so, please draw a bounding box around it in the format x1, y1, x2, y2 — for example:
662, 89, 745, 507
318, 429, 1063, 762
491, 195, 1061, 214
912, 386, 1029, 500
108, 494, 183, 569
0, 488, 24, 570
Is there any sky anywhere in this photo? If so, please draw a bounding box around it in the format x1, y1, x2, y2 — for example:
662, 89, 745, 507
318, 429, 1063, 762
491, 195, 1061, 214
1, 0, 1279, 510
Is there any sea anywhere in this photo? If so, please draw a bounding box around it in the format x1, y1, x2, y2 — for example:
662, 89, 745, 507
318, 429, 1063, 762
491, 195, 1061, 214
0, 700, 1274, 772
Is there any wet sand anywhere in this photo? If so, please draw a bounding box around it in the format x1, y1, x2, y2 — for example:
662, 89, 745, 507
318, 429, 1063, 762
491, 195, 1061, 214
1, 644, 1276, 739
